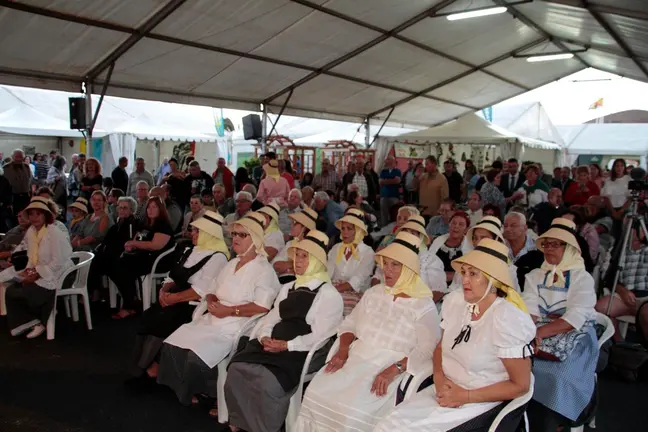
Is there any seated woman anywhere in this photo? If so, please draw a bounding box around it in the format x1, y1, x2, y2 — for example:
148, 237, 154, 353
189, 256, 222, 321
595, 227, 648, 341
71, 190, 113, 252
111, 196, 175, 319
34, 189, 70, 241
429, 211, 472, 286
87, 196, 140, 302
0, 211, 30, 269
448, 216, 522, 293
372, 215, 447, 302
2, 197, 73, 339
179, 195, 206, 240
376, 205, 419, 251
67, 198, 88, 238
258, 202, 286, 262
272, 207, 318, 284
225, 230, 344, 432
296, 231, 440, 431
327, 208, 376, 316
156, 212, 280, 406
128, 211, 230, 383
344, 190, 377, 231
374, 239, 534, 431
522, 218, 598, 432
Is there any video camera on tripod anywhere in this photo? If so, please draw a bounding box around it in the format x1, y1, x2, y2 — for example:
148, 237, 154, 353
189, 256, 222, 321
628, 167, 648, 194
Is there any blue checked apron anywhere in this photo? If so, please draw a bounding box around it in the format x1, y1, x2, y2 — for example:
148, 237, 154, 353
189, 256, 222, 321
532, 270, 598, 420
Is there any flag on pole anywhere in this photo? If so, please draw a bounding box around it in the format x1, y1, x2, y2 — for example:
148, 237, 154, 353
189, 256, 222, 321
214, 108, 225, 137
589, 98, 604, 110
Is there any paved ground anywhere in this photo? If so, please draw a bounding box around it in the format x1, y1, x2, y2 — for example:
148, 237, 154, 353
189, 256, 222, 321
1, 304, 647, 432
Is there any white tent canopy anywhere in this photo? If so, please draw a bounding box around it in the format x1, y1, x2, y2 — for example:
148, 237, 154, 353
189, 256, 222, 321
0, 103, 92, 137
486, 102, 565, 146
557, 124, 648, 156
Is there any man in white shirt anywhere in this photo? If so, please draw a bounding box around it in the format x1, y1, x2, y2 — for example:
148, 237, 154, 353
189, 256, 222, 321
467, 191, 483, 226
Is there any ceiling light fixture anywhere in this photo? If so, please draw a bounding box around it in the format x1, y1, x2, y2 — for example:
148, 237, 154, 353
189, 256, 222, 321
526, 53, 575, 62
446, 6, 507, 21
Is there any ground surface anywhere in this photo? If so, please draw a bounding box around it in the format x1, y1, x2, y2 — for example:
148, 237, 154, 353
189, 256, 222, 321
1, 305, 647, 432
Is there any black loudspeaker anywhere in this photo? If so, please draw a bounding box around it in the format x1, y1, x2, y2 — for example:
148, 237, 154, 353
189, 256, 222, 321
69, 97, 87, 130
242, 114, 262, 140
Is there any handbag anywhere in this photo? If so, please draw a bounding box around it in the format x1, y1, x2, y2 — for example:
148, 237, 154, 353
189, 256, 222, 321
10, 250, 28, 271
608, 343, 648, 382
536, 316, 590, 362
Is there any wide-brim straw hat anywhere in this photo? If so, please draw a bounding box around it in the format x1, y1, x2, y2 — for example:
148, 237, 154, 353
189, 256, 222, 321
375, 231, 422, 275
232, 211, 266, 246
289, 207, 318, 231
288, 230, 329, 266
451, 238, 513, 288
68, 197, 89, 214
467, 216, 504, 243
190, 210, 225, 239
24, 196, 53, 215
537, 217, 581, 252
335, 208, 367, 235
259, 202, 281, 223
263, 160, 280, 177
398, 215, 429, 243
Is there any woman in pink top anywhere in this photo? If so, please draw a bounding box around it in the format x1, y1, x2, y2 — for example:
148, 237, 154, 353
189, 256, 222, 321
279, 159, 295, 189
257, 159, 290, 207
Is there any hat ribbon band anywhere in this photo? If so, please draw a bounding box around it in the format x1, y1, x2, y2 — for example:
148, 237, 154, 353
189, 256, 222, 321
247, 217, 265, 229
549, 223, 577, 236
410, 219, 426, 229
303, 236, 327, 253
477, 219, 501, 230
473, 245, 508, 264
203, 214, 222, 226
301, 210, 317, 223
264, 206, 279, 217
391, 238, 419, 254
345, 212, 365, 223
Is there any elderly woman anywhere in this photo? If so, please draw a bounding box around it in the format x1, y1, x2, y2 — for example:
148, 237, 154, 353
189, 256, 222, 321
257, 160, 290, 207
111, 196, 175, 319
67, 197, 88, 238
272, 207, 318, 284
1, 197, 73, 339
296, 231, 440, 431
564, 166, 601, 206
128, 211, 230, 383
225, 230, 344, 432
375, 239, 534, 431
258, 202, 286, 262
522, 218, 597, 431
328, 208, 376, 316
377, 205, 419, 250
429, 211, 472, 286
71, 190, 113, 252
157, 212, 280, 406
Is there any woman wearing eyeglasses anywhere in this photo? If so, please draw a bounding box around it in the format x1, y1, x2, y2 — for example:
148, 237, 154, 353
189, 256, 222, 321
522, 218, 597, 432
156, 212, 280, 407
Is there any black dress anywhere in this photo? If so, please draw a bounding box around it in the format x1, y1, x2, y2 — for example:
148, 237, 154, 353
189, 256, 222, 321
89, 216, 139, 293
129, 246, 223, 377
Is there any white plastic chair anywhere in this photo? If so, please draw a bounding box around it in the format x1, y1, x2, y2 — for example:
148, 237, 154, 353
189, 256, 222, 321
46, 251, 95, 340
142, 246, 176, 311
618, 315, 635, 339
488, 374, 535, 432
572, 313, 614, 432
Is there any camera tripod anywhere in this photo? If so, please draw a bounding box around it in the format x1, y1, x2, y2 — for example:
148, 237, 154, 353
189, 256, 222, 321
605, 192, 648, 316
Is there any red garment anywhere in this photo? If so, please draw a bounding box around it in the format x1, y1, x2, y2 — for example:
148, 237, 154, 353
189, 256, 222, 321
212, 167, 234, 198
282, 172, 295, 189
564, 181, 601, 206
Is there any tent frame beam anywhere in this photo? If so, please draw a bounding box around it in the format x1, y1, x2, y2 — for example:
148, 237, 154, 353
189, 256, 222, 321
89, 62, 115, 133
543, 0, 648, 21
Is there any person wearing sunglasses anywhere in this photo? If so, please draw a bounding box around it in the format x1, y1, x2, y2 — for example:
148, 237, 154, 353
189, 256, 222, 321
522, 218, 597, 432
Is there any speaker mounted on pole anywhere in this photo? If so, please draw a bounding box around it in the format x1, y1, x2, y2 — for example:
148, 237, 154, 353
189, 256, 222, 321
242, 114, 262, 140
69, 97, 88, 130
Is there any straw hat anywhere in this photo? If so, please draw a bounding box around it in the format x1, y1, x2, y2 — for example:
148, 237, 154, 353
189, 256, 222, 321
398, 215, 429, 243
190, 210, 225, 239
232, 211, 266, 246
335, 208, 367, 235
289, 207, 318, 231
263, 159, 280, 177
259, 202, 281, 224
24, 196, 53, 214
467, 216, 504, 243
537, 217, 581, 252
288, 230, 329, 266
451, 238, 513, 288
375, 231, 422, 274
68, 197, 89, 214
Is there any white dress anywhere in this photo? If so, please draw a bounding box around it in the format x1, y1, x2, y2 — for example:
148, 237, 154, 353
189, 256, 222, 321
295, 286, 440, 432
264, 230, 286, 253
162, 249, 229, 297
271, 239, 296, 265
375, 291, 536, 431
164, 255, 280, 368
327, 242, 375, 293
601, 175, 630, 208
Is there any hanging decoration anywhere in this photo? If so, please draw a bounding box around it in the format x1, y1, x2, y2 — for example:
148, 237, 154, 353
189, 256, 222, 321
461, 151, 466, 162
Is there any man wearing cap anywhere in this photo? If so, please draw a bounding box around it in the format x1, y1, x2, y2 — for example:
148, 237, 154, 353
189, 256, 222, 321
503, 212, 536, 263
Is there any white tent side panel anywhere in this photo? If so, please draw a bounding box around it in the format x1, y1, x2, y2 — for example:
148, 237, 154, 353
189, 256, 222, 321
0, 133, 59, 159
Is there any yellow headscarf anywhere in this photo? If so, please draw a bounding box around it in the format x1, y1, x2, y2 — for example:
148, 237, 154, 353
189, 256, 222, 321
265, 217, 280, 234
263, 161, 281, 180
335, 226, 365, 263
70, 215, 86, 229
541, 244, 584, 288
26, 225, 48, 267
484, 273, 528, 313
295, 252, 331, 286
196, 230, 230, 259
379, 256, 431, 298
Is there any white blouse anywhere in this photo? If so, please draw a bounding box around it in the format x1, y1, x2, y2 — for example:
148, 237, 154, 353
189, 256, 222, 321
440, 291, 536, 390
162, 248, 229, 297
523, 268, 596, 330
328, 242, 375, 293
265, 230, 286, 252
271, 239, 296, 265
428, 234, 472, 256
253, 279, 344, 352
602, 175, 630, 208
339, 285, 440, 373
26, 224, 73, 290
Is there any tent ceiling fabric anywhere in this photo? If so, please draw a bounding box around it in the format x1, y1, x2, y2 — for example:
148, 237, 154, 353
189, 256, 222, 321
0, 0, 646, 128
